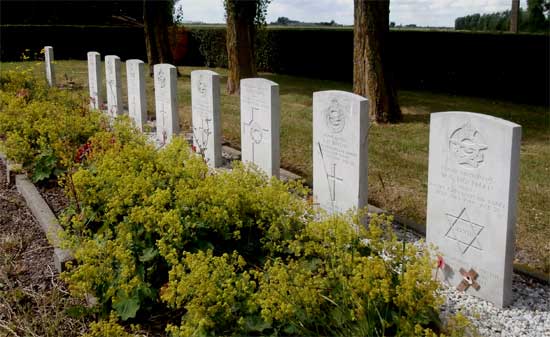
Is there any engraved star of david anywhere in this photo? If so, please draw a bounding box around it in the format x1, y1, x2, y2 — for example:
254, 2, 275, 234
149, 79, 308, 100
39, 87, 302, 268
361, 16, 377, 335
444, 208, 484, 255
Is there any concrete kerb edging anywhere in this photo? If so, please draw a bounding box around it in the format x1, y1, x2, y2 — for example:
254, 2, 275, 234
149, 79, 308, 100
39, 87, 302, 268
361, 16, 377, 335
14, 174, 73, 273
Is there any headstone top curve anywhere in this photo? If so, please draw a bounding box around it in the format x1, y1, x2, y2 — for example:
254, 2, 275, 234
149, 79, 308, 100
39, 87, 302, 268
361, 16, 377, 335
313, 90, 368, 103
241, 77, 278, 87
431, 111, 521, 128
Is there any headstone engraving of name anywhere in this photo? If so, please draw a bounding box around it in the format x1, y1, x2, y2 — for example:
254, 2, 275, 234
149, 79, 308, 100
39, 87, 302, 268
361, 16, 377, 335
104, 55, 123, 116
154, 64, 179, 144
191, 70, 222, 167
87, 52, 102, 110
126, 59, 147, 131
426, 111, 521, 307
312, 90, 369, 214
240, 78, 280, 177
44, 46, 55, 87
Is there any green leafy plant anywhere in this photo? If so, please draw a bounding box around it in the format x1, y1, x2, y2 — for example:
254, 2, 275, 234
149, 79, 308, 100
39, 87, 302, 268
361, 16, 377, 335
1, 66, 469, 336
59, 122, 452, 336
0, 69, 107, 182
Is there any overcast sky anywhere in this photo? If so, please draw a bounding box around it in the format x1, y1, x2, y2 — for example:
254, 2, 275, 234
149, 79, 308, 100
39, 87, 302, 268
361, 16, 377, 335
177, 0, 527, 27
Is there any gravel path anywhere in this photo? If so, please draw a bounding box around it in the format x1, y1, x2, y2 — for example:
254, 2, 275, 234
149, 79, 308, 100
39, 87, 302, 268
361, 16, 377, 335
394, 223, 550, 337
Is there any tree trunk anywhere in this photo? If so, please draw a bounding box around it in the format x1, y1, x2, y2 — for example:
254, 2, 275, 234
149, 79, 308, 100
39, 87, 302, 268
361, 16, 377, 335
143, 0, 176, 76
510, 0, 520, 33
353, 0, 402, 123
226, 0, 257, 95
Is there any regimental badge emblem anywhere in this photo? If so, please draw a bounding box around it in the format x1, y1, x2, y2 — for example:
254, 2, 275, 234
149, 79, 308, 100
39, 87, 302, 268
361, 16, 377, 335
158, 69, 166, 89
324, 98, 346, 133
197, 75, 207, 96
449, 121, 488, 169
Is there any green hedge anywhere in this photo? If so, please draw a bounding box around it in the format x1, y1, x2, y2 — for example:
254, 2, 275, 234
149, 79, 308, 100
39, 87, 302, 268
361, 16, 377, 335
184, 27, 548, 105
0, 25, 147, 61
1, 25, 547, 104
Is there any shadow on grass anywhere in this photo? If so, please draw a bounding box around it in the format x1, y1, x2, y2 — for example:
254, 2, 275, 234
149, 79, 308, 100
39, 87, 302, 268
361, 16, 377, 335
401, 113, 430, 124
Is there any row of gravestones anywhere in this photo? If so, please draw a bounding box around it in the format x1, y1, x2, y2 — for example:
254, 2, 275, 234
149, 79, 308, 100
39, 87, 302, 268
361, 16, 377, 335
44, 47, 521, 308
88, 52, 180, 146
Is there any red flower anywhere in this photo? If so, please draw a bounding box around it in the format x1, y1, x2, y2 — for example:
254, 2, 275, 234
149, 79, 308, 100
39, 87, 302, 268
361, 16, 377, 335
75, 142, 92, 163
16, 88, 30, 99
437, 255, 445, 269
191, 145, 197, 153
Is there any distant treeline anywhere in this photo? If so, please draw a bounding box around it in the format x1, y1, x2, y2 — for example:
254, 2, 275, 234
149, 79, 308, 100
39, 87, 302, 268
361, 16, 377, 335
455, 1, 549, 32
270, 16, 341, 27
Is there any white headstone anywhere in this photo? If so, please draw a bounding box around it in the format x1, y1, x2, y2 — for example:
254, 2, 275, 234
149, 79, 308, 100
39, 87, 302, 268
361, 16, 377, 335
240, 78, 280, 177
126, 59, 147, 131
426, 111, 521, 307
154, 64, 179, 144
44, 46, 55, 87
312, 90, 369, 214
105, 55, 123, 116
191, 70, 222, 167
87, 52, 102, 110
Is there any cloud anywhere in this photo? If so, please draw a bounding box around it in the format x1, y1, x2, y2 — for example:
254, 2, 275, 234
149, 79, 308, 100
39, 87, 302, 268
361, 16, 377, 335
178, 0, 225, 23
178, 0, 525, 27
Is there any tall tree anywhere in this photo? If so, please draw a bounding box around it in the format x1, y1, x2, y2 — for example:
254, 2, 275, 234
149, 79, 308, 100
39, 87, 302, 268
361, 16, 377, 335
143, 0, 177, 76
510, 0, 520, 32
527, 0, 547, 31
224, 0, 270, 94
353, 0, 401, 123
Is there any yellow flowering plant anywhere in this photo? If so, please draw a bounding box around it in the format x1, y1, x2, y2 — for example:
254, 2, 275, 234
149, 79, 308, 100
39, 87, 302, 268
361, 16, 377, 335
0, 69, 105, 182
1, 68, 468, 336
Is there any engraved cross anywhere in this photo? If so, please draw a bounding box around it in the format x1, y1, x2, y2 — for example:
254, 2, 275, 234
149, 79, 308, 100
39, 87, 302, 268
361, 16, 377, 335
327, 163, 343, 201
194, 117, 212, 155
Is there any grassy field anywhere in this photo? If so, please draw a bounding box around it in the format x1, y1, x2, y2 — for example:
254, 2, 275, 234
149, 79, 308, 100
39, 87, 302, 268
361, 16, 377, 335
1, 60, 549, 273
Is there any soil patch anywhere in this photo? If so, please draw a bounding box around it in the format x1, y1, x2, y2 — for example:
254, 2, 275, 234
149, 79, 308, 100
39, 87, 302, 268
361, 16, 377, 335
0, 160, 88, 337
37, 180, 69, 218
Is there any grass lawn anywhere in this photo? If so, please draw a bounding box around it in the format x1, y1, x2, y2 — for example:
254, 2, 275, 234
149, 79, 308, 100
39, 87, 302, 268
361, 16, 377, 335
2, 60, 548, 274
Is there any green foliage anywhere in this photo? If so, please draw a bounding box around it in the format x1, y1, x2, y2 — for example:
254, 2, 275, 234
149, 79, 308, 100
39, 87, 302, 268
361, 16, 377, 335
0, 67, 467, 336
527, 0, 549, 32
189, 27, 228, 67
223, 0, 271, 26
0, 68, 106, 182
455, 3, 549, 32
59, 122, 451, 336
188, 26, 277, 71
82, 312, 141, 337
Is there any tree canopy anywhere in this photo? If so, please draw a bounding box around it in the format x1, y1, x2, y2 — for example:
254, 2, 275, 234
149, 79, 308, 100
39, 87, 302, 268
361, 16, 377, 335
224, 0, 271, 94
455, 0, 549, 32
